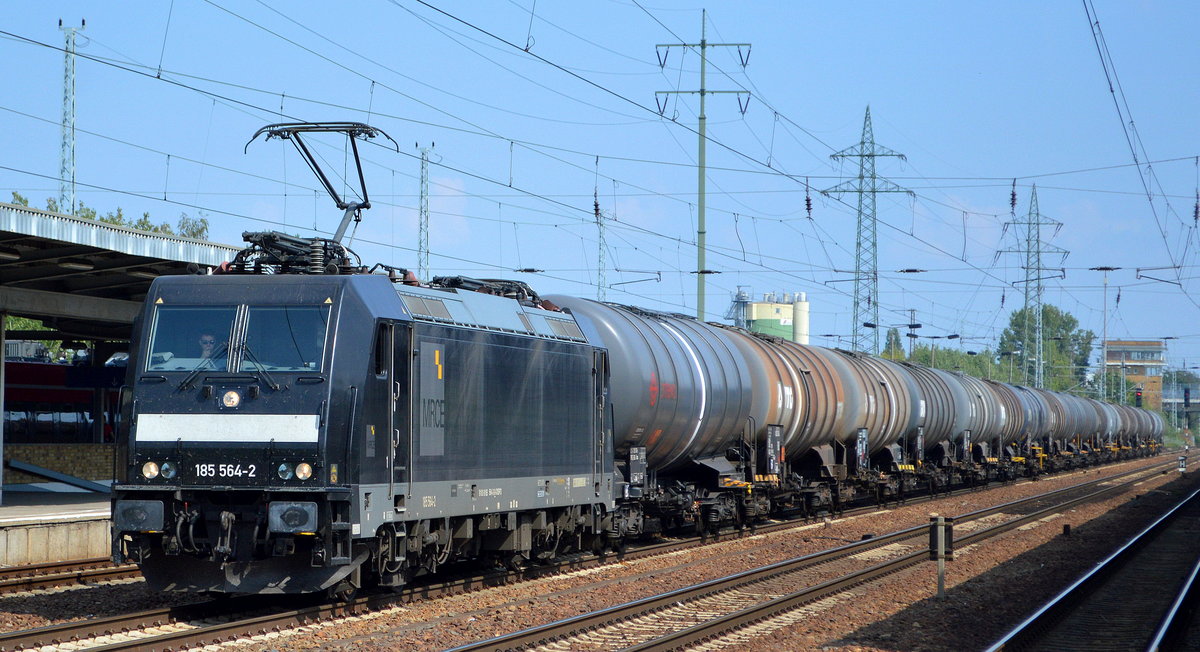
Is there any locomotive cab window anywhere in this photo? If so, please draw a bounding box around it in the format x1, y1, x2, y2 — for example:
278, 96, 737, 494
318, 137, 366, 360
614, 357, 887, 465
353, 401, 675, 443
145, 306, 237, 372
240, 305, 330, 372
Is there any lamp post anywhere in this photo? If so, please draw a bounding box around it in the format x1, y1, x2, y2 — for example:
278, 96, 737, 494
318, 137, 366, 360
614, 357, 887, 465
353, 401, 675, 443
863, 319, 921, 359
820, 333, 851, 348
1089, 266, 1120, 401
1121, 350, 1127, 405
913, 333, 959, 369
966, 350, 986, 378
999, 350, 1020, 383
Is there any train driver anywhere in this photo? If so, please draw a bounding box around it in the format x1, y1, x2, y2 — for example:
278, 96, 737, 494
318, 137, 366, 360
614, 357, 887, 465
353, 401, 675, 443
198, 332, 226, 368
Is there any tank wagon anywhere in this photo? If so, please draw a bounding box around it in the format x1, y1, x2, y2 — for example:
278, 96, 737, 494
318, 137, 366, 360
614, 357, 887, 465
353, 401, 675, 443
110, 123, 1163, 598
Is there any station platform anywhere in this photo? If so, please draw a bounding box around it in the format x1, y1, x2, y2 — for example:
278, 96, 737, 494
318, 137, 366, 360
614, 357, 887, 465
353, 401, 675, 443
0, 487, 110, 566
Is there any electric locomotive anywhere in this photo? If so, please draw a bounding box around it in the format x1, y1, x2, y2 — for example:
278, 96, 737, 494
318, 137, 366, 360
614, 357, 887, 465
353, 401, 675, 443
112, 124, 616, 596
111, 255, 616, 595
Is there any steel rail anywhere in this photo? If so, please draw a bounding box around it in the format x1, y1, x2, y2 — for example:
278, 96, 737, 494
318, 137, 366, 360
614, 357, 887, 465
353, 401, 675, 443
0, 562, 138, 595
1146, 553, 1200, 652
986, 485, 1200, 651
625, 464, 1187, 652
451, 459, 1175, 652
0, 556, 111, 580
0, 456, 1170, 651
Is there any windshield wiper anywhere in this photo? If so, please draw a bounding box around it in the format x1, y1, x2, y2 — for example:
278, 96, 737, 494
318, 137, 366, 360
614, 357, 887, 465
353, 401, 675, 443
177, 341, 230, 390
240, 344, 282, 391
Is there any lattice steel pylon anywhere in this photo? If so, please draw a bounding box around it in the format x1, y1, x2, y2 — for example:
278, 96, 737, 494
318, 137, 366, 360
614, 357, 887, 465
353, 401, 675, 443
824, 107, 910, 354
59, 19, 84, 215
594, 189, 606, 301
999, 185, 1066, 388
417, 143, 433, 280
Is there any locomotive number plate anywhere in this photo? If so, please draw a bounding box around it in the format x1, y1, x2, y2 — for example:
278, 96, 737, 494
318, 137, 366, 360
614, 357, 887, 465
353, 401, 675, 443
195, 463, 257, 479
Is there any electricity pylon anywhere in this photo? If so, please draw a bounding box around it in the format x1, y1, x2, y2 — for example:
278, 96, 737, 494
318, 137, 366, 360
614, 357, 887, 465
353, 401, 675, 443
824, 106, 910, 354
59, 19, 84, 215
417, 143, 434, 280
999, 185, 1067, 388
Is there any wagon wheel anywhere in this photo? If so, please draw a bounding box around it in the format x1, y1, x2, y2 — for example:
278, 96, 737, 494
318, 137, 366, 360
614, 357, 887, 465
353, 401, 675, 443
327, 580, 358, 603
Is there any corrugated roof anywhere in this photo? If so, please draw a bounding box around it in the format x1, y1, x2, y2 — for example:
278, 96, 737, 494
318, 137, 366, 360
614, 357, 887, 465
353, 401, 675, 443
0, 203, 238, 265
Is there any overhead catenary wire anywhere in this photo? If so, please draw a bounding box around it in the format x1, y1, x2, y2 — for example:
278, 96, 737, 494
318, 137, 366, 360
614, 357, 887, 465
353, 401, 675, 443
2, 7, 1195, 348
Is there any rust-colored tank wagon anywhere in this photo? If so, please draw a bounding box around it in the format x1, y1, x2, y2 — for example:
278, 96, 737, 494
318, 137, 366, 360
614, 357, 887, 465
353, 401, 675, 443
1121, 404, 1157, 443
900, 363, 973, 461
713, 327, 809, 458
1035, 389, 1069, 447
1051, 391, 1097, 450
1015, 385, 1051, 441
1088, 398, 1119, 445
1113, 404, 1139, 443
983, 380, 1026, 453
1067, 394, 1104, 443
954, 373, 1006, 458
837, 352, 923, 463
1148, 410, 1165, 441
549, 297, 753, 472
765, 342, 867, 472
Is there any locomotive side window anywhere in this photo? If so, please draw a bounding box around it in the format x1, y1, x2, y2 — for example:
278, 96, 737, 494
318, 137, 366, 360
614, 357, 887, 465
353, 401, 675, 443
240, 306, 330, 372
145, 306, 237, 371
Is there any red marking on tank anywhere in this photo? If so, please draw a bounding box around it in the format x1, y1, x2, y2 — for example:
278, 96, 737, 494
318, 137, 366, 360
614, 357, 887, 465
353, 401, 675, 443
646, 428, 663, 449
649, 372, 659, 407
661, 382, 677, 400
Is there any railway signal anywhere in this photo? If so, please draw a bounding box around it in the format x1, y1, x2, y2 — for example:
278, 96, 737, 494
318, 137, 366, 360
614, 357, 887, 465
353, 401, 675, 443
929, 515, 955, 599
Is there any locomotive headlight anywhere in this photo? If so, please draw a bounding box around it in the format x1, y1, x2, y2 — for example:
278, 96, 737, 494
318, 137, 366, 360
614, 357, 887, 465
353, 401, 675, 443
277, 462, 295, 480
160, 461, 177, 479
221, 390, 242, 408
295, 462, 313, 481
141, 461, 160, 479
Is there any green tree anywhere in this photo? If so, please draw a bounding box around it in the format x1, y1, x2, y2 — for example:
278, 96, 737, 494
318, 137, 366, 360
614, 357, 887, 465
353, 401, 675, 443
908, 344, 994, 377
10, 191, 29, 206
998, 305, 1094, 391
176, 212, 209, 239
882, 327, 905, 360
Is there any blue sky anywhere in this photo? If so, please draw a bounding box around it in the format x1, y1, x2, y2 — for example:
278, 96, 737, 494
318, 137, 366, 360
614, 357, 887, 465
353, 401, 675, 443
2, 1, 1198, 368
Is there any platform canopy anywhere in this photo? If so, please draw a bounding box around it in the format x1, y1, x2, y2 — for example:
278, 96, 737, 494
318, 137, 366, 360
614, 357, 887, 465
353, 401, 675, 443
0, 202, 240, 340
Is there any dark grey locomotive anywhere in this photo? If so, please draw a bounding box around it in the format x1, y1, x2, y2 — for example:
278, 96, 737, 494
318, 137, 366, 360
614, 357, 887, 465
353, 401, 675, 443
113, 272, 612, 595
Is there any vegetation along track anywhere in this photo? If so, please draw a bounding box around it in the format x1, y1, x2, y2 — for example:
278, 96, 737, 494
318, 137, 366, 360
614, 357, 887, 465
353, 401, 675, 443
0, 457, 1171, 651
988, 484, 1200, 651
0, 558, 137, 595
454, 458, 1179, 652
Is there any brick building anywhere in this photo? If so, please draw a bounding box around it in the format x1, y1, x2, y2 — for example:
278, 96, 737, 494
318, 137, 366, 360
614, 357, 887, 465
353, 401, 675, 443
1104, 339, 1166, 409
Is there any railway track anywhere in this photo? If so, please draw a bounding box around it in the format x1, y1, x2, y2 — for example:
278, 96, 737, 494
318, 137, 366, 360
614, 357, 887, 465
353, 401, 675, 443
0, 456, 1170, 651
0, 558, 138, 595
987, 484, 1200, 651
453, 458, 1181, 652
